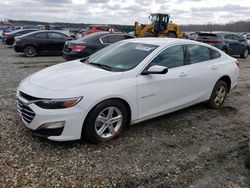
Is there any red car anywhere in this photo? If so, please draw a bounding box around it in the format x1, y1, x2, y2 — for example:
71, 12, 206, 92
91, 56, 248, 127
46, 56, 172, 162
82, 25, 117, 36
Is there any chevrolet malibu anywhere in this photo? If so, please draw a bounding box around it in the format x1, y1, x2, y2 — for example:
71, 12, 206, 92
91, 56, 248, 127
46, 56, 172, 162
16, 38, 239, 143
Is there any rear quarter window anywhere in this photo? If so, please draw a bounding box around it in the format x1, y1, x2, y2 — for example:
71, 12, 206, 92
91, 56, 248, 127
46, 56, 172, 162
210, 48, 221, 59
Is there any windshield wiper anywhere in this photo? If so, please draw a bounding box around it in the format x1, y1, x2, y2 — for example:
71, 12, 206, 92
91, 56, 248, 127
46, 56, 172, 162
89, 62, 112, 71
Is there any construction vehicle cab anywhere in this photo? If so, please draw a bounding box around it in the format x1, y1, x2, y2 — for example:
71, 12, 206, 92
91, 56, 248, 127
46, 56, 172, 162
135, 13, 183, 38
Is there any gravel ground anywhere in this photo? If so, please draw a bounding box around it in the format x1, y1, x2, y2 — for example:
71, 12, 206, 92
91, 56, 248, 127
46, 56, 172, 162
0, 42, 250, 187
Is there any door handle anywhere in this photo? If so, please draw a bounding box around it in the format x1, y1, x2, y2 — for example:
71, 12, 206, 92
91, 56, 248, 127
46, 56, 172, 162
210, 65, 218, 70
179, 72, 188, 77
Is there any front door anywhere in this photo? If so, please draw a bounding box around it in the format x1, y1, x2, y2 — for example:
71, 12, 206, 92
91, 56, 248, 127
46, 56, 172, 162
137, 45, 191, 119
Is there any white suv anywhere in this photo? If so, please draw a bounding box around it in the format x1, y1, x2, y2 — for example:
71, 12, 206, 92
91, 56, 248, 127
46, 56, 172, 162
16, 38, 239, 143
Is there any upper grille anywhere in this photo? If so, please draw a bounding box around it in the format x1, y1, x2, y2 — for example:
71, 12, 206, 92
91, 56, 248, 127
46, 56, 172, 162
17, 99, 35, 124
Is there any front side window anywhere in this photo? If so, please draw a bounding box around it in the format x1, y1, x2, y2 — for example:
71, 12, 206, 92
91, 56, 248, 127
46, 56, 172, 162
84, 42, 158, 71
188, 44, 210, 64
35, 33, 47, 39
148, 45, 184, 69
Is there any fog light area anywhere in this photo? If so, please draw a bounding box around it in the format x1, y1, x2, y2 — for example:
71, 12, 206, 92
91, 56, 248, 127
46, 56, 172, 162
39, 121, 65, 129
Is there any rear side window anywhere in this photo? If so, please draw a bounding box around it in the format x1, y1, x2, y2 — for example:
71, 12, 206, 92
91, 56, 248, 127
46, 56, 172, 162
100, 36, 108, 43
188, 45, 210, 64
35, 33, 47, 39
224, 34, 234, 40
124, 35, 134, 39
48, 32, 68, 40
233, 35, 241, 41
149, 45, 184, 69
210, 49, 221, 59
107, 35, 124, 43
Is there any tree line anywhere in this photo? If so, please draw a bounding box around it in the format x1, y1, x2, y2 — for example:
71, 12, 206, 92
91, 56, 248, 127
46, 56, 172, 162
180, 21, 250, 32
2, 19, 250, 33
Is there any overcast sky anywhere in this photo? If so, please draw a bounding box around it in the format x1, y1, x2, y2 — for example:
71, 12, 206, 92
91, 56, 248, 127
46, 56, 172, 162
1, 0, 250, 25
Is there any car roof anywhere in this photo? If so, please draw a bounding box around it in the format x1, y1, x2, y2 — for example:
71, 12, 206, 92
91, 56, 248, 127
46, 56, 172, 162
10, 29, 38, 33
125, 38, 213, 48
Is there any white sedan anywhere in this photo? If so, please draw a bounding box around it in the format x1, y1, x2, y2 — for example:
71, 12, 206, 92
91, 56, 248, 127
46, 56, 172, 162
16, 38, 239, 143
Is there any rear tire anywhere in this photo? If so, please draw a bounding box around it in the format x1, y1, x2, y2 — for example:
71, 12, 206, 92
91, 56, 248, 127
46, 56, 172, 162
240, 49, 248, 58
23, 46, 37, 57
82, 99, 128, 144
207, 80, 228, 109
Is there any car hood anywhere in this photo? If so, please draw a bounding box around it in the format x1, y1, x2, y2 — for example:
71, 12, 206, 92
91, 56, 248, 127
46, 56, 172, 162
19, 60, 123, 98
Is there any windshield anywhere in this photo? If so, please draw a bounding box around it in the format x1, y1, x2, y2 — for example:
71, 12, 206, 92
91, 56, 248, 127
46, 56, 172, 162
83, 42, 158, 72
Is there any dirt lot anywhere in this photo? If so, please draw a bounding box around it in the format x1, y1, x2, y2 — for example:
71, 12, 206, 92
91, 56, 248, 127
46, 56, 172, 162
0, 42, 250, 187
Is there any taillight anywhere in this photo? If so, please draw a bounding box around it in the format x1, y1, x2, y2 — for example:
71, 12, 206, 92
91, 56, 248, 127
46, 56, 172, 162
207, 39, 222, 43
6, 34, 13, 39
15, 38, 21, 42
68, 45, 86, 52
235, 60, 240, 68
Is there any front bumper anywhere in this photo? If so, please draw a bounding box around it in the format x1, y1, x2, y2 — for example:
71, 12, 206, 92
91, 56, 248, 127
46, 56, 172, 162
17, 95, 87, 141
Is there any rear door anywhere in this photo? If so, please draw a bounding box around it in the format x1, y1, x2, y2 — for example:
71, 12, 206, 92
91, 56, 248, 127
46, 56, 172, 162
33, 32, 49, 52
47, 32, 69, 52
186, 44, 221, 100
224, 34, 243, 55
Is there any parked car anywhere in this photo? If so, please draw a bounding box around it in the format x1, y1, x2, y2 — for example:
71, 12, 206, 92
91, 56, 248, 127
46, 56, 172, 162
83, 25, 117, 36
4, 29, 39, 45
2, 26, 15, 42
16, 38, 239, 143
63, 32, 135, 60
195, 32, 249, 58
13, 31, 72, 57
244, 33, 250, 45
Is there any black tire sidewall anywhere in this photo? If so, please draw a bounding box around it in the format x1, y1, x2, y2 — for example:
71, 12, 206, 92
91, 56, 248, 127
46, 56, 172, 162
83, 99, 128, 144
207, 80, 228, 109
243, 49, 248, 58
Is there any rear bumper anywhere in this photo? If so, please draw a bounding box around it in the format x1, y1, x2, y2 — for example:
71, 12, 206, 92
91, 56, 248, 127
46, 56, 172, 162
63, 52, 86, 60
13, 44, 23, 52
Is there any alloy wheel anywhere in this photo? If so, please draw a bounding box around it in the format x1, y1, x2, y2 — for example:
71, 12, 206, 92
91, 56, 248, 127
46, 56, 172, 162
214, 85, 226, 106
95, 107, 123, 138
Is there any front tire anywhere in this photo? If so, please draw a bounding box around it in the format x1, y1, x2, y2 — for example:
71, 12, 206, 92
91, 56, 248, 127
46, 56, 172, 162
23, 45, 37, 57
241, 49, 249, 59
207, 80, 228, 108
83, 99, 128, 144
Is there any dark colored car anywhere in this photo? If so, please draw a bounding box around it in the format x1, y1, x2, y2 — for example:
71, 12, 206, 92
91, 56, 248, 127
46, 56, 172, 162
13, 31, 72, 57
4, 29, 39, 45
63, 32, 135, 60
195, 32, 250, 58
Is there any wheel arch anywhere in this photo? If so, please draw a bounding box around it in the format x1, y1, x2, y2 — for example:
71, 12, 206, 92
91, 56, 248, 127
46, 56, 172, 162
22, 44, 38, 53
218, 75, 231, 92
81, 97, 132, 138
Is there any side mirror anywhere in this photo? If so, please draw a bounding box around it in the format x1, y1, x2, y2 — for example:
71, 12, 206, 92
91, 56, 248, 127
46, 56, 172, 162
141, 65, 168, 75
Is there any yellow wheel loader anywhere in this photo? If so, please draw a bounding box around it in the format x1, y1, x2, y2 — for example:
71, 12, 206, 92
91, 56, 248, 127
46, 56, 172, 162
135, 13, 183, 38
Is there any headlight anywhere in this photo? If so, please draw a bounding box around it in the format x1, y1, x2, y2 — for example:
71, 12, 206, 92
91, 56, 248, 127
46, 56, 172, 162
35, 97, 82, 109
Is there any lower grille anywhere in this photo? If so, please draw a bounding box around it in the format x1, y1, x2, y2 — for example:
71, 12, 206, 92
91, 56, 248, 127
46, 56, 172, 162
17, 99, 35, 124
